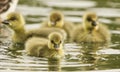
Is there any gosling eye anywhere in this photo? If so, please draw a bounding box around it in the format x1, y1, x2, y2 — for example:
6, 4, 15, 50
10, 17, 17, 21
51, 40, 54, 44
59, 41, 62, 44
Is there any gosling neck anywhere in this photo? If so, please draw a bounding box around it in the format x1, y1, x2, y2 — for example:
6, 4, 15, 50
48, 20, 64, 28
12, 26, 26, 43
14, 26, 25, 34
56, 20, 64, 28
48, 47, 64, 59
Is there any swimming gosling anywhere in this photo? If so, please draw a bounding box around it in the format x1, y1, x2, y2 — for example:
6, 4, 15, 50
2, 12, 26, 49
71, 12, 111, 43
25, 32, 64, 59
41, 11, 74, 40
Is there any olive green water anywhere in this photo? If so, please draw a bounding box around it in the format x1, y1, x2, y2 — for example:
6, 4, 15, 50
0, 0, 120, 72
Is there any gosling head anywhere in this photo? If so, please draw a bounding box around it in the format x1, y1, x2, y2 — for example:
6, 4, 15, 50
48, 32, 64, 51
2, 12, 25, 31
48, 11, 64, 28
83, 12, 99, 31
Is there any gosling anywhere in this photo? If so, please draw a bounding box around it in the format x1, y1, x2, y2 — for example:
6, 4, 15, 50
41, 11, 74, 40
71, 12, 111, 43
25, 32, 64, 59
2, 12, 26, 49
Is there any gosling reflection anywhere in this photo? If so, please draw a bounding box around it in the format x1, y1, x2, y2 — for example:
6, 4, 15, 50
80, 43, 108, 70
48, 58, 61, 72
6, 48, 23, 58
80, 43, 100, 63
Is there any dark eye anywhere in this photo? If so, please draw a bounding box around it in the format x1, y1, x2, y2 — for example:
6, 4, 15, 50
10, 17, 16, 21
51, 40, 54, 44
59, 41, 62, 44
87, 17, 92, 22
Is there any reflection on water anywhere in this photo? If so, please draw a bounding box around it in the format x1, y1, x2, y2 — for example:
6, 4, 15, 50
48, 58, 61, 71
79, 43, 107, 70
0, 0, 120, 72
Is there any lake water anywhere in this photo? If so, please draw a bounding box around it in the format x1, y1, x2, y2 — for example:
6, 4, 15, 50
0, 0, 120, 72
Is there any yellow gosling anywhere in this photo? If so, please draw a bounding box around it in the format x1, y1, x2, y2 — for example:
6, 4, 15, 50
71, 12, 111, 43
25, 32, 64, 59
41, 11, 75, 40
2, 12, 26, 49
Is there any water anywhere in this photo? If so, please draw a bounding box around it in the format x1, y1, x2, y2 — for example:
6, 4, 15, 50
0, 0, 120, 72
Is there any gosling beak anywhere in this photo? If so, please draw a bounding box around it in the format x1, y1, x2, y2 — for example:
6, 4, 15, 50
2, 20, 10, 25
54, 44, 59, 50
51, 21, 56, 26
91, 21, 97, 26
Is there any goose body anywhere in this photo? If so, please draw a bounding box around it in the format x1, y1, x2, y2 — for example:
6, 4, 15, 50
0, 0, 18, 20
